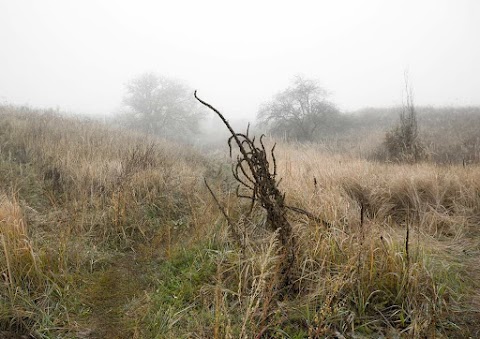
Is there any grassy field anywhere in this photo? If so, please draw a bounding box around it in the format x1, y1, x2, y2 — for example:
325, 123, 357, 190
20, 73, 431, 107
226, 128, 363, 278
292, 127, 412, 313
0, 105, 479, 338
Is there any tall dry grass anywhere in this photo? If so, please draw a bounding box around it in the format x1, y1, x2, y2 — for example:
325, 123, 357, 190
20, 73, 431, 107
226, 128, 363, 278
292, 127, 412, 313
0, 105, 479, 337
0, 193, 75, 336
199, 142, 480, 338
0, 106, 215, 336
0, 107, 210, 244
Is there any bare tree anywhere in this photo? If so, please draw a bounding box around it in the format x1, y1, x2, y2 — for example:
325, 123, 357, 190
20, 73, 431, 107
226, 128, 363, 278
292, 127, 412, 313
257, 76, 340, 141
384, 73, 424, 162
120, 73, 204, 140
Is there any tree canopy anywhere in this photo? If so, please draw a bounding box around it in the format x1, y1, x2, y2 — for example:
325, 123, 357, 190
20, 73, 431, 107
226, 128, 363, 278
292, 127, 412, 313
257, 76, 341, 141
121, 73, 204, 140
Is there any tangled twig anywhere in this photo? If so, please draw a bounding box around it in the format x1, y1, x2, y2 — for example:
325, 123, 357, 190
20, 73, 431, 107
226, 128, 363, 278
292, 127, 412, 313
195, 91, 327, 290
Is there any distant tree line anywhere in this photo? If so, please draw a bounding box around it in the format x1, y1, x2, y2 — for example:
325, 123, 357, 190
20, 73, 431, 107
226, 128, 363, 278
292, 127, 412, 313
116, 73, 480, 164
117, 73, 351, 143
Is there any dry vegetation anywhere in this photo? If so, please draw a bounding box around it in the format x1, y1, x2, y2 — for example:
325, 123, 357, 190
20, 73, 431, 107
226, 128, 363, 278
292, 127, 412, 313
333, 106, 480, 163
0, 105, 479, 338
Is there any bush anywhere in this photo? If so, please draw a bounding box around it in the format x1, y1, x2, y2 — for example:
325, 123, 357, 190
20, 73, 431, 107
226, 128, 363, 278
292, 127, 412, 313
383, 86, 425, 162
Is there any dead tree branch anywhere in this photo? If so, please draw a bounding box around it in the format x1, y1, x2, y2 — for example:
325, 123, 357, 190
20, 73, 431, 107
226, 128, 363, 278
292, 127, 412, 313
195, 91, 329, 292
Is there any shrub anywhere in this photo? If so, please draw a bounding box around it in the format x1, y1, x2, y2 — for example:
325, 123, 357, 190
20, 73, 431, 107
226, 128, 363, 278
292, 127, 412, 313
383, 83, 425, 162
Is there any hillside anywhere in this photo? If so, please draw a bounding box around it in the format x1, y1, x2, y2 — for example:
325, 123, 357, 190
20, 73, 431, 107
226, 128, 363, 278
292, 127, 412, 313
0, 105, 479, 338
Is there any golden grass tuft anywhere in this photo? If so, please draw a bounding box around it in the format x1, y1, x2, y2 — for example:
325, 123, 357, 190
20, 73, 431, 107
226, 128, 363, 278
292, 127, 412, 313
0, 194, 70, 335
0, 194, 36, 290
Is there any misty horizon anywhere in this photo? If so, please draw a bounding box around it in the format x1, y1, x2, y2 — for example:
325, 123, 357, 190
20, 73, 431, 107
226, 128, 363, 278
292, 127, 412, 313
1, 0, 479, 120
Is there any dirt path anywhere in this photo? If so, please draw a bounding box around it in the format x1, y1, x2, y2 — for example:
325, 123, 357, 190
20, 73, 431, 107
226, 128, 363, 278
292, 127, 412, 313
81, 256, 147, 339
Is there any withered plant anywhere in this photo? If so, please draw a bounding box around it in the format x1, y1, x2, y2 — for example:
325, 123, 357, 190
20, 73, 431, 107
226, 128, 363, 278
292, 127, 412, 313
195, 91, 323, 291
384, 73, 425, 163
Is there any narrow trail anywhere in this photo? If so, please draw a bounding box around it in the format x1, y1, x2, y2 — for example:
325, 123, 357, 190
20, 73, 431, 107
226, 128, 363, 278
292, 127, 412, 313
81, 255, 148, 339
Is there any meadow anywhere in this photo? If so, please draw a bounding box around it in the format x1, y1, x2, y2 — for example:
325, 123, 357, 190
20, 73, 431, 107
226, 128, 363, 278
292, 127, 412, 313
0, 105, 479, 338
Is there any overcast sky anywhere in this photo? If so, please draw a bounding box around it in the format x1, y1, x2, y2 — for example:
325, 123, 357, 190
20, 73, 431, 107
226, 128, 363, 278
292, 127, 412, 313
1, 0, 479, 120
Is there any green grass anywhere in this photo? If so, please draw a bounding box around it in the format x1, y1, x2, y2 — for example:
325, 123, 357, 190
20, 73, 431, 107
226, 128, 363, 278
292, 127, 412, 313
142, 244, 217, 338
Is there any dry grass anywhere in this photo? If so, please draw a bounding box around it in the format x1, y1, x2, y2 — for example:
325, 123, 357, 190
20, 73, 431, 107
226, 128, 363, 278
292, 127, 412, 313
0, 105, 479, 337
0, 106, 212, 337
202, 142, 480, 338
0, 193, 74, 336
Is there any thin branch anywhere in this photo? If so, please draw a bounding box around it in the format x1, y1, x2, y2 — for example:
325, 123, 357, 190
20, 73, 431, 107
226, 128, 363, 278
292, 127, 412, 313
204, 178, 241, 243
285, 205, 332, 228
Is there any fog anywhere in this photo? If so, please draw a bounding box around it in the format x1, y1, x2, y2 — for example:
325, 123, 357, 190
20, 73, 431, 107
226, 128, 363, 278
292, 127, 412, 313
1, 0, 479, 120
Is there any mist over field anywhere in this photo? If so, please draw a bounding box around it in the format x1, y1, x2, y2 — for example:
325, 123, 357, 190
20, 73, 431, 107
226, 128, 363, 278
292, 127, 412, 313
1, 1, 480, 338
1, 0, 479, 120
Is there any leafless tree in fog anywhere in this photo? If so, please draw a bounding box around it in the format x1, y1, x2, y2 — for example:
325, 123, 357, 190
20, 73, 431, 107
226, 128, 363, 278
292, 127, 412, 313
120, 73, 204, 140
257, 75, 341, 141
